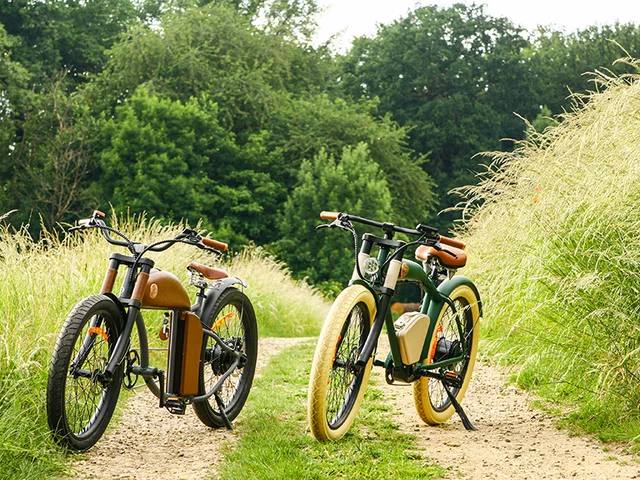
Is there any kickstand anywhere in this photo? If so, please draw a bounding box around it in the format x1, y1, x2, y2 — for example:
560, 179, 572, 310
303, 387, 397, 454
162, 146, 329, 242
442, 381, 476, 431
214, 393, 233, 430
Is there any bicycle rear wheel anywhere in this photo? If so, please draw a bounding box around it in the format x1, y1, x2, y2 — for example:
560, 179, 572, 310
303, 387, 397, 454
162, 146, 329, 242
413, 284, 480, 425
308, 285, 376, 441
46, 295, 124, 451
193, 288, 258, 428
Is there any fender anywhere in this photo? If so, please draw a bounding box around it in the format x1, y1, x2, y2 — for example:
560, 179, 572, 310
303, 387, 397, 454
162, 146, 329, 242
103, 292, 127, 328
197, 277, 247, 326
349, 278, 380, 306
427, 275, 483, 319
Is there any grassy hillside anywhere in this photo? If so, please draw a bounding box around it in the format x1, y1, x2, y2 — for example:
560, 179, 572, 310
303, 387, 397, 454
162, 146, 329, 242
0, 216, 328, 479
459, 60, 640, 443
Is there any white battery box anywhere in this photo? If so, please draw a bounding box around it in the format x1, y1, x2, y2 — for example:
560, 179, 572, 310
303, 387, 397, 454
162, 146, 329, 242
394, 311, 431, 365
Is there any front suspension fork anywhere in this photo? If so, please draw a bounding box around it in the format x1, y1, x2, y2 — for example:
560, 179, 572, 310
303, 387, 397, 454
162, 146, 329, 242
354, 293, 392, 370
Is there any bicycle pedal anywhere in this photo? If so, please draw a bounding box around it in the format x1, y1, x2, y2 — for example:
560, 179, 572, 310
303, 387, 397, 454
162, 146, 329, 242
165, 396, 186, 415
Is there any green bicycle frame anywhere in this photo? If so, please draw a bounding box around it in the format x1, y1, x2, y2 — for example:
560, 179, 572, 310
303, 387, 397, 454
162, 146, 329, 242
351, 234, 482, 384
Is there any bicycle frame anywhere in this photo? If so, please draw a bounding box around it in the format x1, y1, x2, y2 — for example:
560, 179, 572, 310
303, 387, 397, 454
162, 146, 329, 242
90, 250, 247, 407
349, 231, 482, 385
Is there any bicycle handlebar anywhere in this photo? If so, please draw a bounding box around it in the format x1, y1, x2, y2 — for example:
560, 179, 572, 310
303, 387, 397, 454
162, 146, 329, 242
319, 211, 466, 250
439, 235, 466, 250
74, 210, 227, 254
320, 211, 436, 237
202, 237, 228, 252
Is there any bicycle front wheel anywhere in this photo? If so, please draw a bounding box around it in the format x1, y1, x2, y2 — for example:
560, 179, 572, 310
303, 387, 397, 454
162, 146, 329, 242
193, 287, 258, 428
308, 285, 376, 441
413, 284, 480, 425
46, 295, 124, 451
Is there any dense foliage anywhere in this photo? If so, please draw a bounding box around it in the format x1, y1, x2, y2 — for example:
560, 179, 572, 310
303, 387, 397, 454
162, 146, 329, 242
2, 0, 640, 285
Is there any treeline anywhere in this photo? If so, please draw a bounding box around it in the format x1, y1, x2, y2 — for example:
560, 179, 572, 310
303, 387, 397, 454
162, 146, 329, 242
1, 0, 639, 288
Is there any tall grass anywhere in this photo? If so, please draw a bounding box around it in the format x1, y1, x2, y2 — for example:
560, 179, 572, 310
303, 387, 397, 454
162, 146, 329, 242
457, 60, 640, 442
0, 215, 327, 478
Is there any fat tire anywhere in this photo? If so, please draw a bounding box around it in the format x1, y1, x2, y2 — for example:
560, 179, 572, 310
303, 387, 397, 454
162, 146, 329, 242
46, 295, 124, 451
193, 288, 257, 428
413, 284, 480, 425
307, 285, 376, 441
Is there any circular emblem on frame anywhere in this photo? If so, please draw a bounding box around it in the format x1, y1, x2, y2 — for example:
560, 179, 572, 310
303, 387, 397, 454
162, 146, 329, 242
400, 262, 410, 279
149, 283, 159, 299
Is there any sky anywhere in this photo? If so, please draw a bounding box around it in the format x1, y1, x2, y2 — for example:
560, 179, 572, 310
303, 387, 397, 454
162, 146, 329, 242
314, 0, 640, 51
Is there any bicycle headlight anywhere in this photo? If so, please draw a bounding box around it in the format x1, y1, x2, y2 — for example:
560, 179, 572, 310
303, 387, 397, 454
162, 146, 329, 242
363, 257, 380, 275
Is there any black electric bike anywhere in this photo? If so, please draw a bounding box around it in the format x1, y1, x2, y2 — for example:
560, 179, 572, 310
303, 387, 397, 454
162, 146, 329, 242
46, 210, 258, 451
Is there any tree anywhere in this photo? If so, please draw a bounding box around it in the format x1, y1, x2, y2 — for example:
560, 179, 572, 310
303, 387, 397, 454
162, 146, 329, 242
530, 23, 640, 115
276, 143, 392, 287
0, 0, 138, 89
94, 86, 284, 244
269, 94, 437, 228
0, 24, 30, 212
339, 4, 538, 229
11, 76, 96, 229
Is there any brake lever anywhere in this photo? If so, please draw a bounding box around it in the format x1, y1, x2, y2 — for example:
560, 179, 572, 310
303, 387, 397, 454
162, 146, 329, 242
203, 245, 224, 256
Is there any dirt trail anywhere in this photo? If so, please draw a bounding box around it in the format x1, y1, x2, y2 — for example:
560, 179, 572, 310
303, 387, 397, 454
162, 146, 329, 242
375, 337, 640, 479
72, 337, 640, 480
70, 337, 305, 480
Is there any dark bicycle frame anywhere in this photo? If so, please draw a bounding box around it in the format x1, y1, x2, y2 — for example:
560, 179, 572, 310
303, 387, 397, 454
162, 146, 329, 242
73, 210, 246, 409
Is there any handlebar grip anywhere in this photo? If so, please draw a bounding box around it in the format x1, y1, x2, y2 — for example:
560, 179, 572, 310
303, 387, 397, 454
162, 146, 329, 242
440, 235, 466, 250
78, 218, 91, 226
320, 211, 339, 221
202, 237, 228, 252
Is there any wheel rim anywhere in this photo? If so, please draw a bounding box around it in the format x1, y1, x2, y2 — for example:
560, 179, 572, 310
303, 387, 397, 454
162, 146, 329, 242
325, 302, 369, 430
64, 312, 116, 437
203, 301, 247, 412
428, 297, 474, 412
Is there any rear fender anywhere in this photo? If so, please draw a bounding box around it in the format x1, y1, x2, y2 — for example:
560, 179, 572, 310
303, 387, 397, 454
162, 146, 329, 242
197, 277, 247, 326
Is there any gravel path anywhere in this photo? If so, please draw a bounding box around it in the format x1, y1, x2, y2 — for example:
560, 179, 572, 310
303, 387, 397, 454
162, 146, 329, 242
374, 337, 640, 479
71, 337, 640, 479
70, 337, 306, 480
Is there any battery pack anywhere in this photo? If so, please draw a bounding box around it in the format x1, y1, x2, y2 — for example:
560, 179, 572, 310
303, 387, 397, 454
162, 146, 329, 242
394, 312, 430, 365
167, 311, 204, 396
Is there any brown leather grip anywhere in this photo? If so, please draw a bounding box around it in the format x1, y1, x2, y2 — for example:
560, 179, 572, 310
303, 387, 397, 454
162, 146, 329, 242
202, 237, 228, 251
320, 211, 339, 221
78, 218, 90, 226
440, 235, 466, 250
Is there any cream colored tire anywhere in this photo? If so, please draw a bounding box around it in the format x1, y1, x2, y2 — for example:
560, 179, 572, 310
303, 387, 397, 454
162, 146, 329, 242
307, 285, 376, 441
413, 284, 480, 425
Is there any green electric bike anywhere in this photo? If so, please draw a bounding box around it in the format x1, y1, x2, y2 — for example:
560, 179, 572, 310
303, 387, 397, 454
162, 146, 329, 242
308, 211, 482, 441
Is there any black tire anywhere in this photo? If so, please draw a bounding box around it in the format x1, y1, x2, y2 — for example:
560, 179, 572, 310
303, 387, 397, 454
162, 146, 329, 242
46, 295, 124, 451
193, 288, 258, 428
308, 285, 376, 441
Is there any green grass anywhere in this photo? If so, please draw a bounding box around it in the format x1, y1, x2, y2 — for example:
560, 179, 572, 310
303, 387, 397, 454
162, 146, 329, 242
218, 342, 444, 480
457, 60, 640, 444
0, 215, 328, 479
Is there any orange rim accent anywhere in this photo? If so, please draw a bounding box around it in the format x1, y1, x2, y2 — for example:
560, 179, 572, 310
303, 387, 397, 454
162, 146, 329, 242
88, 327, 108, 342
331, 334, 342, 367
211, 312, 234, 331
428, 325, 443, 363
